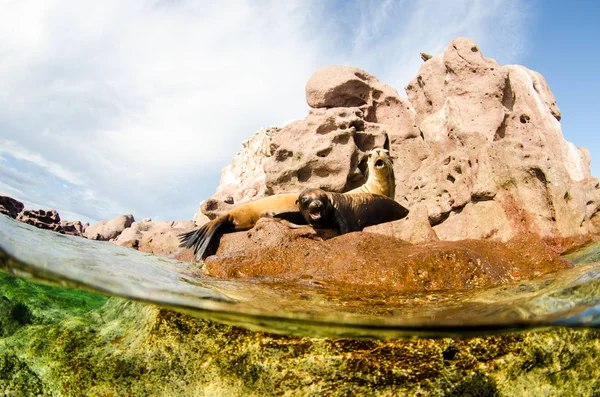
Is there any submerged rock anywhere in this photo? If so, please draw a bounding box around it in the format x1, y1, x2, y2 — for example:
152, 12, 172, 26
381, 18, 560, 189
0, 291, 598, 396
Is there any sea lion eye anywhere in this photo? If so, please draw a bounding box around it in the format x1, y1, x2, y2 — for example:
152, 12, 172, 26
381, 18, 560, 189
300, 196, 310, 204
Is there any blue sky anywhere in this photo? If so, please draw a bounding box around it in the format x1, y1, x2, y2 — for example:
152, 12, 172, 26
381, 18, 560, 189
0, 0, 598, 223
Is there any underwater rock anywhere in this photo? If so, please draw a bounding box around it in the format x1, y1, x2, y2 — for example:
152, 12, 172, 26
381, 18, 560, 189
0, 295, 599, 396
203, 223, 571, 293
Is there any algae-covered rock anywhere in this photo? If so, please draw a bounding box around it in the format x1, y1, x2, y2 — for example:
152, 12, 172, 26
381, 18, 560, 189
0, 277, 599, 397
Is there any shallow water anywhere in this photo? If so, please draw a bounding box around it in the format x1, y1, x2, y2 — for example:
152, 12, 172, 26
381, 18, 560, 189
1, 214, 600, 338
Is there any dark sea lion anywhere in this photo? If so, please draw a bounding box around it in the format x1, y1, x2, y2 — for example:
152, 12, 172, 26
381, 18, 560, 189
297, 188, 409, 234
346, 148, 396, 199
179, 148, 398, 261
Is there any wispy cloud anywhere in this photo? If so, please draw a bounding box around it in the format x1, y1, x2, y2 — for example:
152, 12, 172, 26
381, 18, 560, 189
0, 0, 530, 222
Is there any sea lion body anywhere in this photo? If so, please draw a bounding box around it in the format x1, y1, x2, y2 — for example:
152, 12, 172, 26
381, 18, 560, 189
179, 193, 299, 261
180, 148, 398, 261
346, 148, 395, 199
297, 188, 409, 234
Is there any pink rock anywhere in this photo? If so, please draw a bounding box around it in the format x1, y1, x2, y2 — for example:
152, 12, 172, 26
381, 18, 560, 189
85, 214, 135, 241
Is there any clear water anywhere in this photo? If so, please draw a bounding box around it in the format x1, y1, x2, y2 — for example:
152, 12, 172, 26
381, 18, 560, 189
1, 214, 600, 338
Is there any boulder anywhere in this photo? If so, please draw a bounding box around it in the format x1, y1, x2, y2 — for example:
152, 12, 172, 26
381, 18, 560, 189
60, 220, 88, 237
17, 209, 62, 232
0, 196, 24, 219
203, 222, 571, 293
115, 219, 196, 255
84, 214, 135, 241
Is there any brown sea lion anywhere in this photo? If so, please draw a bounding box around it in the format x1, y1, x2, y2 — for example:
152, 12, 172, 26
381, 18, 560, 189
297, 188, 408, 234
179, 148, 398, 261
346, 148, 396, 199
179, 193, 301, 261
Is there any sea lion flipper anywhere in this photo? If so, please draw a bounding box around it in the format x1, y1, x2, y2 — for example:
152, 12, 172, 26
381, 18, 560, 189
178, 215, 231, 261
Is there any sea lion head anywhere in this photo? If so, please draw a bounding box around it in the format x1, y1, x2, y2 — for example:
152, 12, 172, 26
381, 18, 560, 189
365, 148, 395, 198
297, 188, 332, 225
367, 148, 393, 174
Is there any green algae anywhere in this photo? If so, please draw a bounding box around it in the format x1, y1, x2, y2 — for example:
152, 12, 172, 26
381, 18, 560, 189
0, 294, 599, 396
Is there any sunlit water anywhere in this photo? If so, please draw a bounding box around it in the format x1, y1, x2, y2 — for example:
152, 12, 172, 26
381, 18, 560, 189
1, 214, 600, 338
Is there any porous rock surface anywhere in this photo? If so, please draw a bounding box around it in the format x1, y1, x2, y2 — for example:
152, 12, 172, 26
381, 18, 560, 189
17, 209, 62, 233
201, 37, 600, 245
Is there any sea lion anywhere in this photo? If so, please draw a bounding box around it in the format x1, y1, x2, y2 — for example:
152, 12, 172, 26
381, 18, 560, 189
179, 193, 300, 261
179, 148, 397, 261
297, 188, 408, 234
346, 148, 395, 199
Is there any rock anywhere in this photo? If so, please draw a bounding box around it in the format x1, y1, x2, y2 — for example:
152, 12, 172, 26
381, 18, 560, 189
115, 220, 196, 255
84, 214, 135, 241
193, 205, 210, 226
17, 209, 62, 232
394, 37, 600, 243
2, 291, 600, 396
201, 127, 279, 219
364, 203, 439, 244
59, 220, 88, 237
0, 196, 24, 219
200, 38, 599, 246
204, 223, 571, 293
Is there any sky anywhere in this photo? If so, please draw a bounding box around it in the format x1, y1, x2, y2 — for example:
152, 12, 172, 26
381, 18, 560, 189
0, 0, 598, 224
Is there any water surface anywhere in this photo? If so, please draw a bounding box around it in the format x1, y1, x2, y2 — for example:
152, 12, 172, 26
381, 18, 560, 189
1, 214, 600, 338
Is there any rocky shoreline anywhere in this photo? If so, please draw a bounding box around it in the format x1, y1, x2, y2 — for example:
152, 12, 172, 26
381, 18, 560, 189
2, 37, 600, 396
4, 37, 599, 295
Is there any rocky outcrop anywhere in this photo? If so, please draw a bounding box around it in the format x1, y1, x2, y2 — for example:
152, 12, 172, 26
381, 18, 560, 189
200, 38, 600, 245
84, 214, 135, 241
60, 220, 88, 237
0, 196, 24, 219
398, 37, 600, 242
201, 127, 279, 219
17, 209, 62, 232
115, 219, 195, 255
201, 219, 570, 293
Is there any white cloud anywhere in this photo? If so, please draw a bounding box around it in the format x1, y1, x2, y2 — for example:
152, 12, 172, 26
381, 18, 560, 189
0, 0, 530, 221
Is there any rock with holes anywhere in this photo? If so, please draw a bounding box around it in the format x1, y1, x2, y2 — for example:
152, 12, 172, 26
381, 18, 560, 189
16, 209, 62, 232
389, 37, 600, 243
60, 220, 88, 237
197, 37, 600, 247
